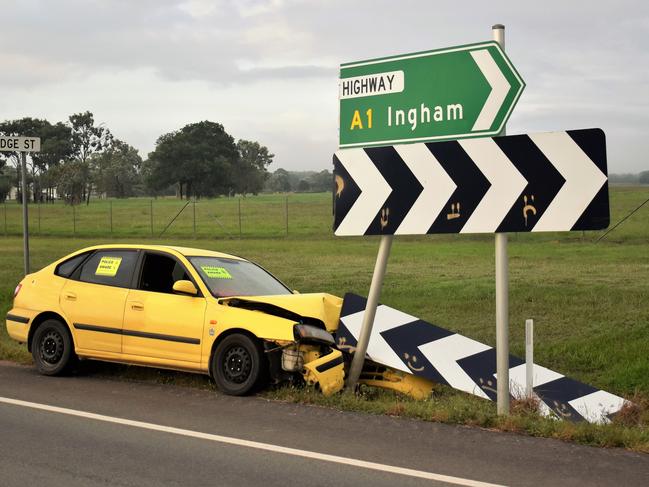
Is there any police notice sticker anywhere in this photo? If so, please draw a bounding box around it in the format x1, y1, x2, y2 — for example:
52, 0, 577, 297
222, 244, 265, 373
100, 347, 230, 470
201, 266, 232, 279
95, 256, 122, 277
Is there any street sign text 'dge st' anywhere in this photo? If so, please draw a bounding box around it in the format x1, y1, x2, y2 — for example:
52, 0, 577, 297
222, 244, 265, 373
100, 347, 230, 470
339, 42, 525, 148
333, 128, 609, 236
0, 136, 41, 153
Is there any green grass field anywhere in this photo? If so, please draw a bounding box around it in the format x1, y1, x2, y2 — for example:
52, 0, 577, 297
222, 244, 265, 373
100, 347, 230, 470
1, 188, 648, 449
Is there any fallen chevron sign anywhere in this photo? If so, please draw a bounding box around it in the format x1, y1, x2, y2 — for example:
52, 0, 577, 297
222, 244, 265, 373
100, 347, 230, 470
336, 293, 627, 423
333, 128, 609, 236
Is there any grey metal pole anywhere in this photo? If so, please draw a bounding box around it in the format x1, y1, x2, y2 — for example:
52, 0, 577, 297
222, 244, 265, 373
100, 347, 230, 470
238, 198, 242, 238
285, 196, 289, 236
193, 199, 196, 238
37, 202, 41, 234
525, 319, 534, 397
72, 204, 76, 237
4, 202, 7, 236
20, 152, 30, 275
493, 23, 510, 415
150, 200, 153, 236
346, 235, 394, 389
109, 201, 113, 234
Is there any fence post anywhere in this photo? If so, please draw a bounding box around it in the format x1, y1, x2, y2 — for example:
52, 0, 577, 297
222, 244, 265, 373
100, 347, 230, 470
193, 199, 196, 238
238, 198, 242, 238
285, 196, 289, 236
150, 200, 153, 236
109, 201, 113, 234
38, 202, 41, 235
72, 204, 76, 237
3, 203, 6, 236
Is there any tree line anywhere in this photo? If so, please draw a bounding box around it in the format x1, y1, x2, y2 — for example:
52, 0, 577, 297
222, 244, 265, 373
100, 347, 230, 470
0, 113, 297, 204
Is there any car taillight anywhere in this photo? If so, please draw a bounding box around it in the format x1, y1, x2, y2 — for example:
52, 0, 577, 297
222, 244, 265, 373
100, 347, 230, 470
14, 283, 22, 298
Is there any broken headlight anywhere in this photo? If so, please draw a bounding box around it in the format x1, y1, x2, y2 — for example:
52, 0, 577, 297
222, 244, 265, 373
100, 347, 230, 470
293, 324, 335, 345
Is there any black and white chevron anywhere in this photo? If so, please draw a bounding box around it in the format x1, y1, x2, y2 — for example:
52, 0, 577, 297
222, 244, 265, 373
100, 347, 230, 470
336, 293, 627, 424
333, 128, 609, 236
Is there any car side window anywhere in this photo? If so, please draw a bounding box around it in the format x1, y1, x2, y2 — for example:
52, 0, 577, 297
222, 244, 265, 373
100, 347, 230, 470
138, 252, 191, 294
55, 252, 90, 278
78, 250, 138, 288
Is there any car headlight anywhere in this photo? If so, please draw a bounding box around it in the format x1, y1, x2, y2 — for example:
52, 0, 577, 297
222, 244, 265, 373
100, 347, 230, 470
293, 324, 335, 345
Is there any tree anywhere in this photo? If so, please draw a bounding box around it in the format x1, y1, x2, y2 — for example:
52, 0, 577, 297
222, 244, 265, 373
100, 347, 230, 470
639, 170, 649, 185
91, 140, 142, 198
33, 122, 73, 202
296, 179, 311, 192
234, 140, 274, 195
267, 168, 292, 192
52, 160, 88, 205
69, 111, 113, 204
308, 169, 333, 192
146, 121, 239, 199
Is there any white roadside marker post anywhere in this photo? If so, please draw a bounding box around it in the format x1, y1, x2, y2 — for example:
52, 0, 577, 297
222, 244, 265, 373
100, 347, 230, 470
525, 319, 534, 397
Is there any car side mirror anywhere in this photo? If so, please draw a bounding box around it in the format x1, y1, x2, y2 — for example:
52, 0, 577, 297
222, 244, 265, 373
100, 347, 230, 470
173, 280, 198, 296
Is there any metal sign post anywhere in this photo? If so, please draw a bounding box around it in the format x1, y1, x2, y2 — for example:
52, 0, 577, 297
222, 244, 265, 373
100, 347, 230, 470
346, 234, 393, 388
0, 136, 40, 276
492, 23, 509, 415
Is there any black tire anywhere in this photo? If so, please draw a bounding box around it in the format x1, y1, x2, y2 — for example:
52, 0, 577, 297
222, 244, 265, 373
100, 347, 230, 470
212, 333, 266, 396
32, 319, 75, 376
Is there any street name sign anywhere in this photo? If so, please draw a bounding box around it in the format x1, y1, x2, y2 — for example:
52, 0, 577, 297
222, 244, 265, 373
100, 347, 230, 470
339, 42, 525, 148
333, 128, 609, 236
0, 136, 41, 152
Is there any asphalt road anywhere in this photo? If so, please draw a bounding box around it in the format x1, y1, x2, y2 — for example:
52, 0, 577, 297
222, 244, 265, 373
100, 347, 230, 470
0, 362, 647, 487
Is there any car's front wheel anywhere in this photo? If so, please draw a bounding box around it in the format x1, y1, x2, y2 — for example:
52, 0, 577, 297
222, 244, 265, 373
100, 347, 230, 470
32, 319, 76, 376
212, 333, 266, 395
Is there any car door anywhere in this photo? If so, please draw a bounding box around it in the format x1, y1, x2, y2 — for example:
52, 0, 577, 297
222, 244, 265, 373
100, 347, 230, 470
60, 249, 138, 354
122, 251, 206, 364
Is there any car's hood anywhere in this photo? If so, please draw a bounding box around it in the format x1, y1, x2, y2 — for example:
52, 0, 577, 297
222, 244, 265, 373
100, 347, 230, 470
218, 293, 343, 332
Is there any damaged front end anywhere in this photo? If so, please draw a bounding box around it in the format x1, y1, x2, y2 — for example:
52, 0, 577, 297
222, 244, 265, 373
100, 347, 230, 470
264, 323, 345, 396
218, 295, 345, 396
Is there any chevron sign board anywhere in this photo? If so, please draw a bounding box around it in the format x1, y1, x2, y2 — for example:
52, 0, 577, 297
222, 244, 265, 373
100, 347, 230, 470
333, 128, 609, 236
336, 294, 627, 424
339, 41, 525, 147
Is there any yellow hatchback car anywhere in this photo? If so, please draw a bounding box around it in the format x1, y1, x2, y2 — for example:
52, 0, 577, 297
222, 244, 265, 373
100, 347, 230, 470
6, 244, 345, 396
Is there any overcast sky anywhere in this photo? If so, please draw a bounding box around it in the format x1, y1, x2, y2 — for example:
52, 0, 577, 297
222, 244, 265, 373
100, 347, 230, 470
1, 0, 648, 173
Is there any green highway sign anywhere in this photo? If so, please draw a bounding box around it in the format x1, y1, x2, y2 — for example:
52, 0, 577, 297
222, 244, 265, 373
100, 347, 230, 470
339, 41, 525, 148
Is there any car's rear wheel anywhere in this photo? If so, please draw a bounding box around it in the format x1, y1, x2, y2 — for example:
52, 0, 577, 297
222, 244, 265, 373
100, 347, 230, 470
32, 319, 75, 376
212, 334, 266, 395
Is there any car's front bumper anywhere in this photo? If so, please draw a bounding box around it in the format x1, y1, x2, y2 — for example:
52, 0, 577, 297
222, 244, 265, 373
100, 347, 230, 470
302, 348, 345, 396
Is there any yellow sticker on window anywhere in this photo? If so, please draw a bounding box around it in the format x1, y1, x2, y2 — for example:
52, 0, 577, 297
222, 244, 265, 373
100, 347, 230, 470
95, 256, 122, 277
201, 266, 232, 279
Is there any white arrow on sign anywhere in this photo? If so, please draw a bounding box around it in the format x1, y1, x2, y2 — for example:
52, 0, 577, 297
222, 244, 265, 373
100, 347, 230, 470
458, 137, 527, 233
530, 131, 607, 232
340, 305, 415, 374
418, 334, 492, 399
393, 144, 456, 235
470, 49, 511, 132
334, 148, 392, 236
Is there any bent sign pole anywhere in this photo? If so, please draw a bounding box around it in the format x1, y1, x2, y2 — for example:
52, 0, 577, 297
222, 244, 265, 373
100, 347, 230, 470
0, 136, 41, 275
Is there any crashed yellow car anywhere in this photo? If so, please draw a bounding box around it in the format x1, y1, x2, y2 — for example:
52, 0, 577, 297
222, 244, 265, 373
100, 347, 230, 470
6, 244, 345, 396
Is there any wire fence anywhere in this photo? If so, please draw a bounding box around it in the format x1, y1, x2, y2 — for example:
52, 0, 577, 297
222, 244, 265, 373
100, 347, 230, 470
1, 187, 647, 243
0, 194, 334, 239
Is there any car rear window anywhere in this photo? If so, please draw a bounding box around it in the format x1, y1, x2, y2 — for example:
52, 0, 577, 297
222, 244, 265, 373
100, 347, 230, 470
79, 250, 138, 288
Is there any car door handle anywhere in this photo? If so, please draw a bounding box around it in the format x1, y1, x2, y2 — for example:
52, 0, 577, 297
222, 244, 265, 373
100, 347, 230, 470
130, 302, 144, 311
64, 292, 77, 301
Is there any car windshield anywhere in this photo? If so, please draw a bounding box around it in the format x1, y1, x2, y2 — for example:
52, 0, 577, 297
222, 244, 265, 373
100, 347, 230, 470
189, 256, 291, 298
